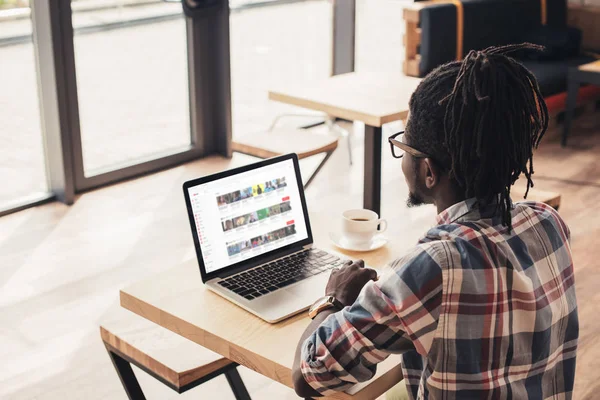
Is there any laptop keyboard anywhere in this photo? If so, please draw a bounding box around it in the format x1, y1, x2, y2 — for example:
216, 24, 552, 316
217, 248, 346, 300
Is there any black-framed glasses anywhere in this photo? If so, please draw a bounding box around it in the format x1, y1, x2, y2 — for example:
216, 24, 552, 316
388, 131, 430, 159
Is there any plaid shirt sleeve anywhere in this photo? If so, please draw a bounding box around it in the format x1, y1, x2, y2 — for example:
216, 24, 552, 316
300, 243, 444, 395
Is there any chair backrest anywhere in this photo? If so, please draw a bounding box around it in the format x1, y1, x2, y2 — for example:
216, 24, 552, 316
407, 0, 568, 77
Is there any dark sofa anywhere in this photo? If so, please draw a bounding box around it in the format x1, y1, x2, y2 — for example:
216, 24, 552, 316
404, 0, 600, 113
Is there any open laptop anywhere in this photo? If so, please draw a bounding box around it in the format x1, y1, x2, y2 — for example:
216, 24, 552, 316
182, 153, 347, 323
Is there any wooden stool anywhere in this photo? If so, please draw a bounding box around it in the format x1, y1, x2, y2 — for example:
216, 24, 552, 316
232, 128, 338, 189
100, 310, 251, 400
512, 186, 561, 210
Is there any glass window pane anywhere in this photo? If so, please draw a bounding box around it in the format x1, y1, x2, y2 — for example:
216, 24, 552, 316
355, 0, 403, 73
230, 1, 332, 134
0, 7, 49, 211
71, 1, 190, 175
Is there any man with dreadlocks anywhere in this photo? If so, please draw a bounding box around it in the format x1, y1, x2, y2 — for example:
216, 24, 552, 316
292, 44, 577, 400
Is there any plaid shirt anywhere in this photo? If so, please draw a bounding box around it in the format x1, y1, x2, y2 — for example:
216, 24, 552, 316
301, 199, 577, 399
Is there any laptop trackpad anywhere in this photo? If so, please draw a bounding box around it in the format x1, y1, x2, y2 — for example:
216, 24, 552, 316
286, 272, 330, 300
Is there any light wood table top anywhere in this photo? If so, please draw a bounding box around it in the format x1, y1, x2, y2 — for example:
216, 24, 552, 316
268, 72, 422, 127
120, 211, 418, 400
512, 185, 561, 210
120, 260, 402, 400
579, 60, 600, 73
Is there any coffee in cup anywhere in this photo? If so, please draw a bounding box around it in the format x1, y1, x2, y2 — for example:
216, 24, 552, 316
341, 209, 387, 244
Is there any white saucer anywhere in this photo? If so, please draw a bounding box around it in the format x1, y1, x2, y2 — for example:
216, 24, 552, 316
329, 232, 388, 252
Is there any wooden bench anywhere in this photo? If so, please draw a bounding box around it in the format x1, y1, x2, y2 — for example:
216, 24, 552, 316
232, 128, 339, 189
512, 186, 561, 210
100, 309, 251, 400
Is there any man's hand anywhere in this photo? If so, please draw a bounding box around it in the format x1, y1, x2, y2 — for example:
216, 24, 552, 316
325, 260, 378, 307
292, 260, 378, 397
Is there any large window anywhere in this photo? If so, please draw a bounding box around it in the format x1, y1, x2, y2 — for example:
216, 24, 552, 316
355, 0, 403, 73
71, 1, 190, 175
0, 9, 50, 212
229, 0, 332, 134
0, 0, 355, 217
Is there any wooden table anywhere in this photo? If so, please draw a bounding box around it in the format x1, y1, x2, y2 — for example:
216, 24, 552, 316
269, 72, 422, 216
120, 210, 420, 400
119, 189, 561, 400
562, 60, 600, 146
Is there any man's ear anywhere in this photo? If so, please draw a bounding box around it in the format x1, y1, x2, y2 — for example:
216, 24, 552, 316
422, 158, 441, 189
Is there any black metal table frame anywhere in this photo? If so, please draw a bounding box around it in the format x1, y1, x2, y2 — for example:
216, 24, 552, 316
364, 125, 383, 216
562, 66, 600, 147
105, 342, 252, 400
299, 120, 385, 216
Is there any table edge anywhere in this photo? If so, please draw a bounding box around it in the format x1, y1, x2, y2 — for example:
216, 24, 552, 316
269, 90, 408, 127
119, 288, 403, 400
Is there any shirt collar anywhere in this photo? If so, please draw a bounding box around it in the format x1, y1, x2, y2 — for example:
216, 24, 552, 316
435, 198, 480, 225
435, 196, 511, 225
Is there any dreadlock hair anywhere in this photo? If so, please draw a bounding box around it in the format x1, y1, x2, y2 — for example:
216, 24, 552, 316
406, 43, 549, 231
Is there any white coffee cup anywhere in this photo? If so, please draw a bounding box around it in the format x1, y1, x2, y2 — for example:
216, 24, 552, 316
341, 209, 387, 244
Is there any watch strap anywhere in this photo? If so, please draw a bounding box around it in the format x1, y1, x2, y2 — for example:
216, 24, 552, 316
309, 296, 344, 319
328, 296, 345, 311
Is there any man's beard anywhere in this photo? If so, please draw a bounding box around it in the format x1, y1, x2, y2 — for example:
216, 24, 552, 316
406, 191, 426, 208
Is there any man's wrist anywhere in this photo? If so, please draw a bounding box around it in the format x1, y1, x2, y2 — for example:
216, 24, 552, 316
327, 295, 346, 309
326, 292, 351, 307
308, 295, 345, 319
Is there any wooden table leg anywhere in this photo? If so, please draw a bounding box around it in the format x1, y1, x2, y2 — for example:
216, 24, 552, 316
363, 125, 382, 215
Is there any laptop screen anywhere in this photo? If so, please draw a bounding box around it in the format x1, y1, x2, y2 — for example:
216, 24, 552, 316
186, 158, 309, 275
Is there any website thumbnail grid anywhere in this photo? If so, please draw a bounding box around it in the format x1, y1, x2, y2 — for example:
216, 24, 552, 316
216, 177, 287, 206
187, 158, 308, 274
226, 224, 297, 257
221, 200, 292, 232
